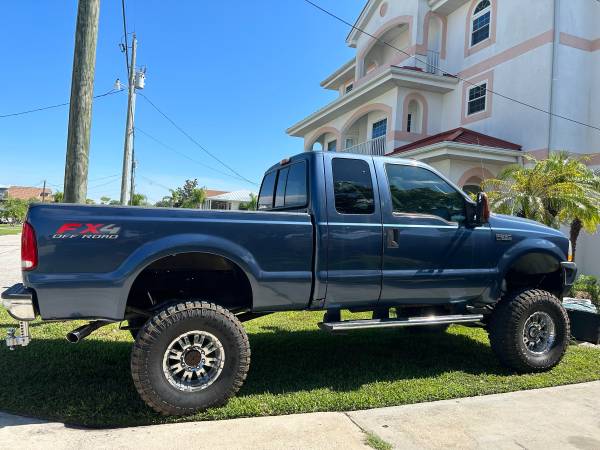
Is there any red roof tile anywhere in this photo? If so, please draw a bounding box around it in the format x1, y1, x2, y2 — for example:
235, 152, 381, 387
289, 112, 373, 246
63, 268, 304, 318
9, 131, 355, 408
7, 186, 53, 201
204, 189, 228, 198
390, 127, 522, 155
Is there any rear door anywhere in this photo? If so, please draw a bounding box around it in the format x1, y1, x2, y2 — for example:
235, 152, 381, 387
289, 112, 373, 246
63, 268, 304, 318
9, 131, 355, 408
323, 154, 383, 308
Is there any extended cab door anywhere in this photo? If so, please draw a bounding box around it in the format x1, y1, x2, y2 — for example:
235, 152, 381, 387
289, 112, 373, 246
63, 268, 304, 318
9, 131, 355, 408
323, 154, 383, 308
374, 160, 493, 305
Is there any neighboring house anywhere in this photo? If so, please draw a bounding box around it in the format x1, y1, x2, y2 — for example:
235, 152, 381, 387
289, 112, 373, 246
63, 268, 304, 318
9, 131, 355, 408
287, 0, 600, 275
203, 190, 257, 210
3, 186, 53, 202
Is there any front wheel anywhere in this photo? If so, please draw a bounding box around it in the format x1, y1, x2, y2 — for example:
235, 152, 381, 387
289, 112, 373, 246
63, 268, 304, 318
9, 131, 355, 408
488, 289, 570, 372
131, 301, 250, 415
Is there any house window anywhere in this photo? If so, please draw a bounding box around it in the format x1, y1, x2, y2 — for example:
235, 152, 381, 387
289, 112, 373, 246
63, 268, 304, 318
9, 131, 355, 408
406, 99, 422, 133
471, 0, 491, 47
327, 140, 337, 152
467, 82, 487, 115
345, 138, 355, 149
211, 200, 229, 210
345, 83, 353, 94
371, 119, 387, 139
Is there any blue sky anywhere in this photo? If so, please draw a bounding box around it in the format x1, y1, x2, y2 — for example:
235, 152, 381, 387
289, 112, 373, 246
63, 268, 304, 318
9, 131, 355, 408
0, 1, 364, 203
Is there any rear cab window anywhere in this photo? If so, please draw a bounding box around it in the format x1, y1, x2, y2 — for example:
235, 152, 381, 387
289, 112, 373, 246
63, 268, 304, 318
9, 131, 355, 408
258, 160, 308, 211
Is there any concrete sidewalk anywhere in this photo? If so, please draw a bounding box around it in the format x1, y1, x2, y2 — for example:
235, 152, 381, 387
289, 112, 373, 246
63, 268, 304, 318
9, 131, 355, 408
0, 382, 599, 449
0, 233, 21, 289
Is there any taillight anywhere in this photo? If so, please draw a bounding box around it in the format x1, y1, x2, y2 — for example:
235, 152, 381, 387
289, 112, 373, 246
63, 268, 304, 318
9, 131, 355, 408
21, 222, 38, 271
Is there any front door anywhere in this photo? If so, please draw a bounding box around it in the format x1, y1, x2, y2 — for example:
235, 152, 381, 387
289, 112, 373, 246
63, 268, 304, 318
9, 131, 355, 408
375, 161, 493, 305
323, 154, 383, 308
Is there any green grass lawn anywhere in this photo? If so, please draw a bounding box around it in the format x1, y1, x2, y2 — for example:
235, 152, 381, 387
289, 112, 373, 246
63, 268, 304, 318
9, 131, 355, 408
0, 309, 598, 428
0, 224, 20, 235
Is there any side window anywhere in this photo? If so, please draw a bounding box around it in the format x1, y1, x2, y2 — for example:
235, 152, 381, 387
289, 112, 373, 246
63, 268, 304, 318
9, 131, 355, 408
284, 161, 308, 207
258, 171, 276, 210
332, 158, 375, 215
258, 162, 308, 211
274, 168, 289, 208
385, 164, 465, 223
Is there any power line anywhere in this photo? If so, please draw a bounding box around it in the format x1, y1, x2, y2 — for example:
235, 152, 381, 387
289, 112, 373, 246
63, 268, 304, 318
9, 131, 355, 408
88, 177, 122, 191
137, 92, 259, 186
135, 127, 253, 183
0, 89, 121, 119
137, 174, 174, 193
120, 0, 130, 74
302, 0, 600, 134
89, 173, 121, 183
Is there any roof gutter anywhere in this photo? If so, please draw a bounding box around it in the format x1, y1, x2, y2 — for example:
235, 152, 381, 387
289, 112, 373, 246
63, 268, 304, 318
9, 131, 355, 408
547, 0, 560, 159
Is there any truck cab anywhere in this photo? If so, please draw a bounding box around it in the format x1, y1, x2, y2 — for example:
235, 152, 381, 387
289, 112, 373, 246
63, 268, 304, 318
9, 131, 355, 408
257, 151, 573, 315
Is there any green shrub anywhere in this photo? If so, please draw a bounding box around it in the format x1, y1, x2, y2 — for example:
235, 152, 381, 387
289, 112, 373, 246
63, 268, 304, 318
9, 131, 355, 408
572, 274, 600, 306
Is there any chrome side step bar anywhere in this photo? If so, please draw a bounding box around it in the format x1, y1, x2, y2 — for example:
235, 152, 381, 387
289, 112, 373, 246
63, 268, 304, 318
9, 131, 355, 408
318, 314, 484, 333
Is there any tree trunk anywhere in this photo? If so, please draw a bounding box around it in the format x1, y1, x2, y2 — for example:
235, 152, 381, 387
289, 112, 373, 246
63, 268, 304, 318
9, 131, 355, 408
570, 217, 583, 260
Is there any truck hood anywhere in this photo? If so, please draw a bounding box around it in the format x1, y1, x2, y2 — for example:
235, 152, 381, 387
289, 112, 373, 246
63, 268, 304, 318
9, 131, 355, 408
488, 213, 565, 238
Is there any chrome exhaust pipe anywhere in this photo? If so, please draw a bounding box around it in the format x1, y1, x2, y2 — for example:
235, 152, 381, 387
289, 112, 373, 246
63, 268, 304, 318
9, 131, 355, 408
66, 320, 110, 343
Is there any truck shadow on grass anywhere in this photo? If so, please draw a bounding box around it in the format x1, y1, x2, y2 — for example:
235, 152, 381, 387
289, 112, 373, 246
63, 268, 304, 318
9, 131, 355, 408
243, 326, 509, 394
0, 323, 512, 426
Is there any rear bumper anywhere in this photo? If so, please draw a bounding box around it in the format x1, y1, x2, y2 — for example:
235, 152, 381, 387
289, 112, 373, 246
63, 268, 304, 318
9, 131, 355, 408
1, 283, 36, 321
561, 261, 577, 295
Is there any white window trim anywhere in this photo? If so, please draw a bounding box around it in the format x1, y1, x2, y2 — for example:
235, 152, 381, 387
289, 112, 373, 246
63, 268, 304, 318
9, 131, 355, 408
469, 1, 491, 49
466, 81, 488, 116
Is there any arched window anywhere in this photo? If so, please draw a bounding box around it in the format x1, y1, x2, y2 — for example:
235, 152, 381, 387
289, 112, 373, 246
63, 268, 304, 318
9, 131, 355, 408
311, 141, 324, 151
462, 176, 483, 196
471, 0, 491, 47
406, 100, 422, 134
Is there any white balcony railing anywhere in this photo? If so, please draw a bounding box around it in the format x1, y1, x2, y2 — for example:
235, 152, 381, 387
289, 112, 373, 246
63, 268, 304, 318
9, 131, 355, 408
425, 50, 440, 75
340, 135, 387, 156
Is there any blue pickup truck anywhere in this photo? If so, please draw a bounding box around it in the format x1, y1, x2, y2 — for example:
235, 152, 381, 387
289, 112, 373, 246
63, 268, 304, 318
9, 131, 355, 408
2, 151, 577, 415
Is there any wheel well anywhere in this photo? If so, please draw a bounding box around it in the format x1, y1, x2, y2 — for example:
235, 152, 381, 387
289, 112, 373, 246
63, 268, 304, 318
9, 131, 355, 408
126, 252, 253, 315
503, 252, 563, 299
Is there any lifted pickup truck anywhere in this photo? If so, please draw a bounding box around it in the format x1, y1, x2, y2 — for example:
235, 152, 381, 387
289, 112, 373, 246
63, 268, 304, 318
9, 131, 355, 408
2, 151, 577, 415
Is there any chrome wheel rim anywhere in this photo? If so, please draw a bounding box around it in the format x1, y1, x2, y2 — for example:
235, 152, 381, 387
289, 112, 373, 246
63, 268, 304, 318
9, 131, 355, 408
162, 330, 225, 392
522, 311, 556, 355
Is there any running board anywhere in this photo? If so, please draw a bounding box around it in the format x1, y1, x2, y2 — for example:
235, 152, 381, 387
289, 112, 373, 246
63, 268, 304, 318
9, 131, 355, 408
318, 314, 484, 333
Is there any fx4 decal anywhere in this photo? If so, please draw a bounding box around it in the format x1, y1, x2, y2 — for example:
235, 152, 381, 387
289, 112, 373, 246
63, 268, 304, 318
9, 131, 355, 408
53, 223, 121, 240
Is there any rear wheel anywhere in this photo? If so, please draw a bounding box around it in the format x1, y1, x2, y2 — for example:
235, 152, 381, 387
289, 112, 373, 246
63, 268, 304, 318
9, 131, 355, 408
488, 289, 569, 372
130, 301, 250, 415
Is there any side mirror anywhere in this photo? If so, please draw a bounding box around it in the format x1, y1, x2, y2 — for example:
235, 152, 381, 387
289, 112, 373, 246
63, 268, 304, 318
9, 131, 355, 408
476, 192, 490, 225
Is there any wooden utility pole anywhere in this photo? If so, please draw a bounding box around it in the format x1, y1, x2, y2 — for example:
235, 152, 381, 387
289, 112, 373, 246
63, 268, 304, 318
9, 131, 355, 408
120, 34, 137, 205
64, 0, 100, 203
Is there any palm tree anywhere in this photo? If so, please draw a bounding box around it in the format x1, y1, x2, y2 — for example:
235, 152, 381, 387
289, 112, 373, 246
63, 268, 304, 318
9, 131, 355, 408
483, 152, 600, 258
247, 193, 258, 211
131, 193, 149, 207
